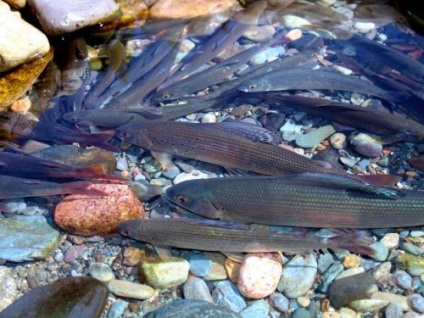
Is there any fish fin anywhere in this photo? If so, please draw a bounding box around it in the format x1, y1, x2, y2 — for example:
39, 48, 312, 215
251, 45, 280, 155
327, 231, 374, 255
151, 151, 174, 170
60, 181, 107, 196
216, 121, 281, 145
352, 174, 401, 187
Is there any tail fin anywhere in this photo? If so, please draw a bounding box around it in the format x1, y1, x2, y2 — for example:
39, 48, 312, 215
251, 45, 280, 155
60, 181, 107, 197
327, 231, 374, 256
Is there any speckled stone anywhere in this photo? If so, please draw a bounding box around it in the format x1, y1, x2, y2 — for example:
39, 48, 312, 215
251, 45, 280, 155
54, 184, 143, 236
107, 300, 128, 318
280, 254, 317, 298
140, 257, 190, 289
108, 280, 154, 300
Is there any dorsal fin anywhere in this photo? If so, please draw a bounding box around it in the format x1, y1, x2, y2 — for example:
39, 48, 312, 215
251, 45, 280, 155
216, 121, 281, 145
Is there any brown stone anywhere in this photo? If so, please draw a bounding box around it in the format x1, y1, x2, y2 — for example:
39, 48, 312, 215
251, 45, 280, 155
150, 0, 238, 20
3, 0, 26, 9
122, 247, 145, 266
54, 184, 143, 236
225, 258, 241, 283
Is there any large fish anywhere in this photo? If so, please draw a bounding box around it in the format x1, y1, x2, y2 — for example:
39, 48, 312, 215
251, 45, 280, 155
237, 67, 402, 104
0, 175, 104, 199
118, 218, 374, 255
165, 173, 424, 228
115, 120, 340, 175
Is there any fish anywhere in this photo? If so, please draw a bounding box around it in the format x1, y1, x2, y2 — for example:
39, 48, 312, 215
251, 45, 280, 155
237, 67, 402, 104
165, 173, 424, 228
267, 94, 424, 142
115, 120, 341, 175
118, 218, 374, 255
0, 175, 105, 199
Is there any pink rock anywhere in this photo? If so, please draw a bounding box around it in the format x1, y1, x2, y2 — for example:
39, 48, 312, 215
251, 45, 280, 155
64, 245, 88, 263
54, 184, 143, 236
237, 253, 282, 299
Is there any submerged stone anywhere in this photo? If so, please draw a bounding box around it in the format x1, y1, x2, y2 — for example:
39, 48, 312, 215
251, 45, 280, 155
0, 215, 59, 262
0, 277, 108, 317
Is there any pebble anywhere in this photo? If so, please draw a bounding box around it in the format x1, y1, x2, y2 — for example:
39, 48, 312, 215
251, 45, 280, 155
270, 292, 289, 312
243, 25, 276, 42
173, 170, 211, 184
89, 262, 115, 282
348, 299, 389, 312
54, 184, 143, 236
280, 253, 317, 298
400, 242, 423, 256
185, 252, 212, 277
183, 277, 213, 303
201, 113, 217, 123
204, 252, 227, 280
0, 215, 59, 262
408, 294, 424, 313
297, 297, 310, 308
342, 254, 361, 269
129, 180, 162, 202
0, 266, 18, 312
240, 299, 269, 318
284, 28, 303, 42
295, 125, 336, 149
225, 258, 241, 283
140, 257, 190, 289
385, 303, 403, 318
280, 119, 303, 142
150, 0, 237, 19
292, 307, 311, 318
63, 245, 88, 263
354, 21, 376, 33
321, 263, 344, 293
381, 233, 400, 249
162, 166, 181, 179
336, 267, 365, 280
107, 300, 128, 318
116, 155, 129, 171
350, 133, 383, 157
318, 253, 335, 274
212, 280, 247, 313
237, 253, 282, 299
371, 292, 408, 311
338, 307, 357, 318
251, 46, 285, 64
396, 254, 424, 276
330, 133, 347, 150
28, 0, 120, 35
122, 246, 145, 267
0, 199, 26, 213
108, 280, 154, 300
369, 242, 389, 261
393, 270, 412, 290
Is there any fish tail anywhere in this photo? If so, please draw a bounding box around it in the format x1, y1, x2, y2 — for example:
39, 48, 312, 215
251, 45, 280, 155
326, 231, 374, 255
60, 181, 107, 196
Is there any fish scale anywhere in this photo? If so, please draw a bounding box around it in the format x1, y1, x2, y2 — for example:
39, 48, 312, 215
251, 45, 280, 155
115, 121, 341, 175
165, 174, 424, 228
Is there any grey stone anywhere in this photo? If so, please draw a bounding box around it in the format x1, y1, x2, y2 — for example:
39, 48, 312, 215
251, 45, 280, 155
270, 292, 289, 312
162, 166, 181, 179
89, 262, 115, 282
0, 199, 26, 213
129, 180, 162, 202
318, 253, 335, 274
240, 300, 269, 318
292, 307, 311, 318
369, 242, 389, 261
385, 303, 403, 318
280, 253, 317, 298
107, 300, 128, 318
400, 242, 423, 256
183, 277, 213, 303
0, 266, 18, 312
185, 252, 212, 277
0, 215, 59, 262
393, 270, 412, 290
320, 263, 344, 292
408, 294, 424, 313
295, 125, 335, 149
212, 280, 247, 313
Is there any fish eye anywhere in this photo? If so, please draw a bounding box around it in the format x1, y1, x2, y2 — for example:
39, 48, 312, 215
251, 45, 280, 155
249, 84, 256, 90
176, 195, 188, 204
162, 93, 171, 99
120, 131, 131, 139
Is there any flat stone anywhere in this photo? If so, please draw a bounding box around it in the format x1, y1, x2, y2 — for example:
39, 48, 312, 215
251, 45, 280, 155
380, 233, 399, 249
0, 266, 18, 312
369, 242, 389, 261
212, 280, 247, 313
89, 262, 115, 282
371, 292, 408, 311
240, 299, 269, 318
122, 246, 145, 267
27, 0, 120, 35
396, 254, 424, 276
183, 277, 213, 303
0, 2, 50, 72
295, 125, 335, 149
185, 252, 212, 277
0, 215, 59, 262
280, 254, 317, 298
3, 0, 26, 9
108, 280, 154, 300
204, 253, 227, 281
129, 180, 162, 202
107, 300, 128, 318
349, 299, 389, 313
140, 257, 189, 289
270, 292, 289, 312
408, 294, 424, 313
150, 0, 238, 20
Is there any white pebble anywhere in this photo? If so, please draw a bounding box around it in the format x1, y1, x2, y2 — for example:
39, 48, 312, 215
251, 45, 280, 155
354, 22, 376, 33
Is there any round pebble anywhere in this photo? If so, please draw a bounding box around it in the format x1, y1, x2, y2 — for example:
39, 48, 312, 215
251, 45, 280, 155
280, 254, 317, 298
330, 133, 347, 150
408, 294, 424, 313
89, 262, 115, 282
183, 277, 213, 303
342, 255, 360, 269
354, 21, 376, 33
394, 270, 412, 290
381, 233, 399, 249
237, 253, 282, 299
186, 252, 212, 277
270, 292, 289, 313
108, 280, 154, 300
292, 307, 311, 318
369, 242, 389, 261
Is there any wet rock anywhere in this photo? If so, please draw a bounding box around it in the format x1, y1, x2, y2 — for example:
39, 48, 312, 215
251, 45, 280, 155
3, 0, 26, 9
130, 180, 162, 202
204, 252, 227, 280
173, 170, 211, 184
292, 307, 311, 318
0, 199, 26, 213
243, 25, 276, 42
329, 272, 375, 309
258, 112, 285, 133
184, 252, 212, 277
0, 277, 108, 317
295, 125, 335, 148
371, 292, 408, 311
270, 292, 289, 312
150, 0, 238, 20
381, 233, 400, 249
27, 0, 120, 35
354, 21, 376, 33
408, 294, 424, 313
369, 242, 389, 261
144, 299, 242, 318
89, 262, 115, 282
318, 253, 335, 274
385, 303, 403, 318
251, 46, 285, 64
0, 266, 18, 312
108, 280, 154, 300
400, 242, 423, 256
350, 133, 383, 157
338, 307, 357, 318
64, 245, 88, 263
108, 300, 128, 318
320, 263, 344, 293
280, 253, 317, 298
280, 119, 302, 142
183, 277, 213, 303
393, 270, 412, 290
122, 246, 145, 267
330, 133, 347, 150
225, 258, 241, 283
162, 166, 181, 180
342, 254, 361, 269
348, 299, 389, 313
237, 252, 282, 299
0, 215, 59, 262
54, 184, 143, 236
140, 257, 189, 289
0, 2, 49, 73
336, 268, 365, 280
240, 299, 269, 318
396, 254, 424, 276
212, 280, 247, 313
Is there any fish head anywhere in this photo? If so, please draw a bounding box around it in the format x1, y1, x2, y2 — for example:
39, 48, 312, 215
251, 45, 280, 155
117, 219, 144, 239
114, 123, 151, 148
237, 78, 272, 92
165, 180, 222, 219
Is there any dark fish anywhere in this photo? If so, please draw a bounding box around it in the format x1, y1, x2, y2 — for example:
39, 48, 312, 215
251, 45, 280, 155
237, 67, 402, 104
118, 218, 373, 255
0, 175, 104, 199
0, 277, 108, 318
267, 94, 424, 142
165, 173, 424, 228
115, 121, 340, 175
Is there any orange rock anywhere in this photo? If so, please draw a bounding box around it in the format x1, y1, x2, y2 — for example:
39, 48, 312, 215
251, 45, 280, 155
342, 254, 361, 269
150, 0, 238, 20
10, 96, 31, 112
54, 184, 143, 236
224, 258, 241, 283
